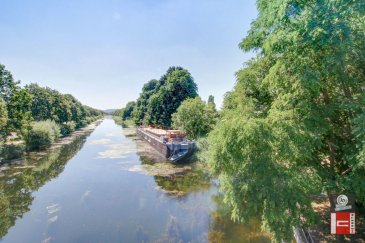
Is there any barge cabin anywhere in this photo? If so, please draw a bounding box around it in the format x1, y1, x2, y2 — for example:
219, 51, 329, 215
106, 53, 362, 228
136, 126, 195, 162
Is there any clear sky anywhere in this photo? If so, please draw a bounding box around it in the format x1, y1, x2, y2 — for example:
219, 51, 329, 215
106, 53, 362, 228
0, 0, 257, 110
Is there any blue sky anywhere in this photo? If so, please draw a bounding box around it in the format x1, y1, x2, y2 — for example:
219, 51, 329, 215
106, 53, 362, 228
0, 0, 257, 110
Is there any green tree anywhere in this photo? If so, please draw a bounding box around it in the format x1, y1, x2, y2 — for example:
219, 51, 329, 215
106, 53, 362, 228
172, 97, 218, 139
0, 64, 17, 103
26, 84, 54, 121
52, 92, 72, 123
25, 120, 60, 150
207, 0, 365, 242
121, 101, 136, 121
64, 94, 86, 126
0, 64, 102, 142
207, 95, 216, 109
6, 88, 32, 133
26, 83, 102, 127
0, 99, 8, 136
132, 79, 160, 125
145, 67, 198, 127
131, 67, 198, 127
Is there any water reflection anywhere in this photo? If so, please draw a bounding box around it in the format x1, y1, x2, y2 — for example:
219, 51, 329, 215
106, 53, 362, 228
123, 122, 271, 242
0, 131, 91, 239
208, 195, 272, 243
0, 119, 272, 242
153, 166, 211, 197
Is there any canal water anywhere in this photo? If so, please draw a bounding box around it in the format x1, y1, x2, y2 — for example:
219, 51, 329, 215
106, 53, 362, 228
0, 118, 270, 243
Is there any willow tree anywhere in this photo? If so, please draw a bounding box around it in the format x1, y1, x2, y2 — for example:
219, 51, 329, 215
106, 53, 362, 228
208, 0, 365, 241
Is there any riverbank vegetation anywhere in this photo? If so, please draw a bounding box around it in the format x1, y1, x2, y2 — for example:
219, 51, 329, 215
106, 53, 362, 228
206, 0, 365, 242
0, 64, 103, 163
115, 67, 200, 129
113, 0, 365, 242
172, 97, 219, 139
25, 120, 61, 151
114, 67, 219, 139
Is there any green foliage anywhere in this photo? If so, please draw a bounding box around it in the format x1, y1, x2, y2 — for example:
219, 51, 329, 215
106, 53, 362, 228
208, 0, 365, 242
25, 120, 60, 151
0, 65, 102, 140
25, 84, 54, 121
6, 88, 32, 134
0, 143, 26, 163
76, 119, 88, 128
0, 64, 17, 103
83, 106, 104, 120
0, 99, 7, 134
195, 137, 210, 164
26, 84, 102, 127
60, 121, 76, 136
208, 113, 321, 241
207, 95, 216, 109
0, 131, 90, 237
132, 79, 160, 125
120, 101, 136, 121
0, 65, 33, 135
172, 97, 219, 139
132, 67, 198, 127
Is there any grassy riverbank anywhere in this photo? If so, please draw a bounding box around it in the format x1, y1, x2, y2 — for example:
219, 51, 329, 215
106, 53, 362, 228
0, 118, 103, 166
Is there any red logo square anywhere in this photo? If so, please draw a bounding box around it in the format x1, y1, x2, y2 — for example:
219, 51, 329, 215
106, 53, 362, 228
331, 212, 355, 235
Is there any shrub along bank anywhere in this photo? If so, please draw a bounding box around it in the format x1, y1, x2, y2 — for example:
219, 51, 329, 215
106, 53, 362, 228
0, 64, 104, 163
25, 120, 60, 151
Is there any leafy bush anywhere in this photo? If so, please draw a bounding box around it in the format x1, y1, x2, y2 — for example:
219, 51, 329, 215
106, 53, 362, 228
86, 116, 101, 124
60, 121, 76, 136
172, 97, 219, 139
75, 116, 101, 129
76, 119, 88, 128
86, 117, 94, 124
25, 120, 60, 151
113, 116, 123, 125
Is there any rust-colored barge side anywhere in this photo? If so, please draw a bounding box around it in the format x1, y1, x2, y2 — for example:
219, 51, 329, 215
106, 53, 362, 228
136, 127, 195, 161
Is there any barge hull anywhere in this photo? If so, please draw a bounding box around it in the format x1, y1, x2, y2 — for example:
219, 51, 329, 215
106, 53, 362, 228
137, 128, 169, 157
136, 127, 195, 161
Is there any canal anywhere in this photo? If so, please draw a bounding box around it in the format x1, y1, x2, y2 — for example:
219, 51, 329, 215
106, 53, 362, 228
0, 118, 270, 243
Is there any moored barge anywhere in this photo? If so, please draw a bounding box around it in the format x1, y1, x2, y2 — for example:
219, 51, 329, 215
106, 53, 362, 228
136, 126, 195, 162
